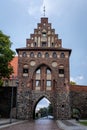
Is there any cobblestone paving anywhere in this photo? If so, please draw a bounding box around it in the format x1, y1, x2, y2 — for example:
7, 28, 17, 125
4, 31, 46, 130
0, 119, 63, 130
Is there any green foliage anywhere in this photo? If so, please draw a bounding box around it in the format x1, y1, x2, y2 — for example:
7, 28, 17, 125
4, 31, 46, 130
72, 108, 81, 118
70, 81, 76, 85
0, 31, 15, 84
39, 107, 47, 117
48, 103, 53, 115
36, 103, 53, 118
0, 79, 3, 86
79, 121, 87, 126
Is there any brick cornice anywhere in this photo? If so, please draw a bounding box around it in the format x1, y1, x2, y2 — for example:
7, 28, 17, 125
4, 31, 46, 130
16, 47, 72, 55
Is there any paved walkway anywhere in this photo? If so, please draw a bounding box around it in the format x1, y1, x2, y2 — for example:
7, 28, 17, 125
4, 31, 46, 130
0, 119, 62, 130
0, 119, 25, 129
0, 118, 87, 130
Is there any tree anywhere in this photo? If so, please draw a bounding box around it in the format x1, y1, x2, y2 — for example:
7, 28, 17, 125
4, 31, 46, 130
72, 108, 81, 120
0, 31, 15, 86
39, 107, 47, 117
70, 81, 76, 85
48, 103, 53, 115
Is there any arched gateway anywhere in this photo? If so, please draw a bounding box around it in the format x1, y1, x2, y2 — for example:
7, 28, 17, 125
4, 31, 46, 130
16, 17, 72, 120
33, 96, 53, 119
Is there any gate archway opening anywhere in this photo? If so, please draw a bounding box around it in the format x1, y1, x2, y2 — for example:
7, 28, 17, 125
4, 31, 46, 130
33, 97, 54, 120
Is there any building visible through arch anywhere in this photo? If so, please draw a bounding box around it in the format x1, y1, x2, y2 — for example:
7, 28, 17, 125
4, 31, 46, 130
16, 17, 71, 120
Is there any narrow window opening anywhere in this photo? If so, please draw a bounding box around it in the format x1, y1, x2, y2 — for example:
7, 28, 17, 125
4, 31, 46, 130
22, 52, 26, 57
45, 52, 49, 58
37, 52, 42, 58
34, 42, 37, 47
30, 52, 34, 57
36, 80, 41, 87
61, 53, 65, 58
52, 43, 54, 47
53, 52, 57, 58
46, 80, 51, 87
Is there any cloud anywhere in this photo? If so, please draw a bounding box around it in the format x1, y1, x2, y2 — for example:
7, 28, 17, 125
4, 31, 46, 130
27, 0, 65, 17
12, 0, 87, 20
36, 98, 50, 110
70, 75, 84, 84
27, 0, 87, 18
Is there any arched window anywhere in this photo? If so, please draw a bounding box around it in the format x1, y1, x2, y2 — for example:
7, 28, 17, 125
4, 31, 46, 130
33, 65, 52, 91
45, 52, 49, 58
53, 52, 57, 58
35, 69, 41, 90
36, 69, 41, 74
46, 68, 51, 74
30, 52, 34, 57
37, 52, 42, 58
46, 68, 51, 80
60, 52, 65, 58
22, 52, 26, 57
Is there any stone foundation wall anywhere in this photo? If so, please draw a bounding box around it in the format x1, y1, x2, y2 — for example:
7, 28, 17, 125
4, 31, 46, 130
70, 85, 87, 118
17, 86, 71, 120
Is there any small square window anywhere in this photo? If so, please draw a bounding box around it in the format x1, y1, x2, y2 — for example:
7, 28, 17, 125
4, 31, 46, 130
46, 80, 51, 87
59, 69, 64, 74
59, 69, 64, 77
42, 32, 46, 37
23, 68, 28, 77
23, 68, 28, 73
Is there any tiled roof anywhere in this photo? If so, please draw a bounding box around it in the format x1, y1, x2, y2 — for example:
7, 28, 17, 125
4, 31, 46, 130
10, 56, 18, 78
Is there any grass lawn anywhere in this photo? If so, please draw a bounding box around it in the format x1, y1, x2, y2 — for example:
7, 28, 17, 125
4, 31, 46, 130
79, 120, 87, 126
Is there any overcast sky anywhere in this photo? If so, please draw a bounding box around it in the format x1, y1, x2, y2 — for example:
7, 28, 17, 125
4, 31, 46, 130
0, 0, 87, 86
36, 98, 50, 111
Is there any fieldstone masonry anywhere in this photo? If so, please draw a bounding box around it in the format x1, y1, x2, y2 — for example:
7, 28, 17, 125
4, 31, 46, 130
70, 85, 87, 118
16, 17, 87, 120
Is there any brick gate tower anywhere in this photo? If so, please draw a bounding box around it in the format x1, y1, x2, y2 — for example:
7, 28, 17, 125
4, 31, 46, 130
16, 17, 72, 120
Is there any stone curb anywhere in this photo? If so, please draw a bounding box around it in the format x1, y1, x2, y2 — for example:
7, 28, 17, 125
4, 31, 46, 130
57, 120, 87, 130
0, 120, 27, 129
